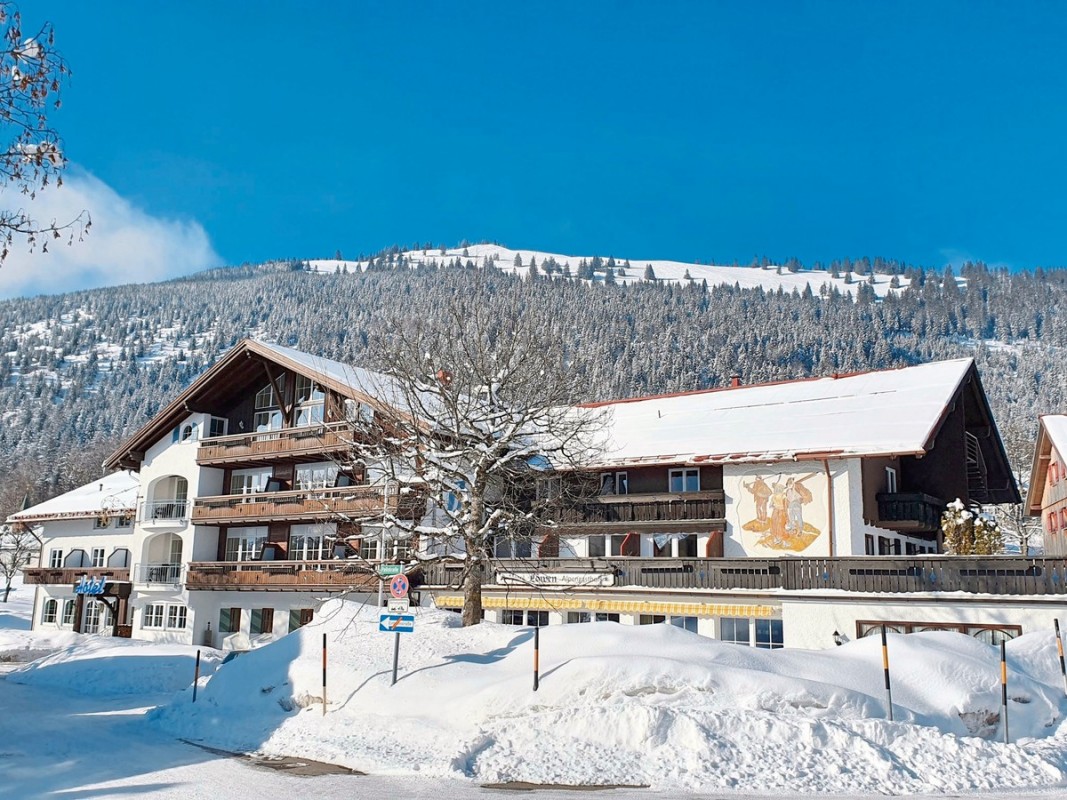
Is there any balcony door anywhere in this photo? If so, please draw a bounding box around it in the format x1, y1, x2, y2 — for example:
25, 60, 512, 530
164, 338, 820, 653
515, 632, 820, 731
226, 526, 268, 561
231, 469, 272, 502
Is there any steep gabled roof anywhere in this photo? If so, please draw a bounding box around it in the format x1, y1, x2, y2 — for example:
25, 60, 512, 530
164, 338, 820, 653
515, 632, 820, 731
103, 339, 401, 471
587, 358, 996, 466
7, 471, 139, 524
1026, 414, 1067, 514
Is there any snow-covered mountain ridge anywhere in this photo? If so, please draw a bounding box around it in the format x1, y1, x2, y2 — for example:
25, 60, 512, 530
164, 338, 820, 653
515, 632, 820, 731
0, 244, 1063, 510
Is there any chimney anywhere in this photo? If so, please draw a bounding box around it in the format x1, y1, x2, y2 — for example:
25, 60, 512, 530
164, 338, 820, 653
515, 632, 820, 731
730, 375, 742, 388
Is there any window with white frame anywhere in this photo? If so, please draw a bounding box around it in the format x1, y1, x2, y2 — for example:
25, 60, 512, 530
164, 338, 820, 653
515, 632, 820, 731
143, 604, 166, 629
295, 376, 325, 426
231, 469, 272, 499
669, 468, 700, 493
208, 416, 228, 438
289, 523, 334, 560
501, 610, 525, 625
599, 471, 629, 495
225, 526, 268, 561
295, 462, 338, 490
885, 466, 898, 494
91, 547, 105, 568
61, 599, 75, 625
755, 619, 785, 649
83, 601, 109, 634
358, 537, 379, 561
254, 382, 284, 431
166, 605, 188, 630
49, 549, 62, 568
180, 422, 198, 442
42, 598, 58, 624
719, 617, 750, 645
116, 514, 132, 528
670, 616, 698, 633
93, 516, 109, 529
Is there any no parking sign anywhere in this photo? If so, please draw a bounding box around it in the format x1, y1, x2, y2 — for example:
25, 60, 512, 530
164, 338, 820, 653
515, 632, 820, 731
389, 573, 409, 599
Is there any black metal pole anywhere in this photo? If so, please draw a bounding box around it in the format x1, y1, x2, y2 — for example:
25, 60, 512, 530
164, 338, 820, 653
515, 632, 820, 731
392, 631, 401, 685
533, 625, 540, 692
881, 624, 894, 722
1001, 640, 1009, 744
192, 649, 201, 703
1056, 619, 1067, 699
322, 633, 327, 716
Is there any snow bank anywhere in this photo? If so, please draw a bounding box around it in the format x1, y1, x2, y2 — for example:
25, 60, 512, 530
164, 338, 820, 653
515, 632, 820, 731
149, 601, 1067, 793
8, 636, 223, 695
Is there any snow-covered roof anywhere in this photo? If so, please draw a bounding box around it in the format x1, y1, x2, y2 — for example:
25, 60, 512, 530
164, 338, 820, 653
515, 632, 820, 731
7, 471, 139, 523
587, 358, 976, 466
1041, 416, 1067, 465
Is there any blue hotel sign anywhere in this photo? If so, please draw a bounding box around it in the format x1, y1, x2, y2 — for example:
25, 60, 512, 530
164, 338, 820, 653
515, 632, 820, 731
74, 575, 107, 595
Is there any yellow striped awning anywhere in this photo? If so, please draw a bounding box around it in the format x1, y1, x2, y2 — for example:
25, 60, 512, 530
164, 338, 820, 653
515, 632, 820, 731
431, 594, 776, 618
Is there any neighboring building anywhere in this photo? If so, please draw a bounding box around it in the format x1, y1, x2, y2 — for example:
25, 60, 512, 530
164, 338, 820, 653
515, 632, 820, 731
16, 340, 1065, 652
1025, 415, 1067, 557
13, 472, 138, 635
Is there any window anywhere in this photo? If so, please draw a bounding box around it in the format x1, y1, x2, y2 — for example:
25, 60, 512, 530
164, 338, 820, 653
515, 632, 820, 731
255, 382, 281, 409
143, 604, 166, 629
610, 533, 640, 556
755, 619, 784, 649
864, 534, 875, 555
858, 620, 1021, 642
536, 477, 561, 501
116, 514, 132, 528
49, 549, 62, 568
61, 600, 75, 626
225, 527, 267, 561
167, 605, 188, 630
93, 516, 109, 529
639, 614, 666, 625
42, 599, 58, 624
219, 607, 241, 634
231, 469, 271, 498
885, 466, 898, 494
83, 601, 108, 634
669, 468, 700, 493
208, 416, 228, 438
180, 423, 198, 442
599, 471, 628, 495
567, 612, 591, 623
254, 382, 283, 431
877, 536, 891, 555
670, 616, 698, 633
588, 535, 606, 558
250, 608, 274, 635
719, 617, 750, 645
496, 538, 532, 558
289, 608, 315, 632
502, 610, 524, 625
296, 463, 339, 490
295, 376, 325, 427
595, 613, 620, 622
289, 523, 333, 560
678, 534, 697, 558
91, 547, 105, 568
359, 537, 379, 561
527, 611, 549, 627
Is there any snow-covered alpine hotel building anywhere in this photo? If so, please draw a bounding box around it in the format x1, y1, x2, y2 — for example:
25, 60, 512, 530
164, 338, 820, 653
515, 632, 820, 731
14, 339, 1067, 650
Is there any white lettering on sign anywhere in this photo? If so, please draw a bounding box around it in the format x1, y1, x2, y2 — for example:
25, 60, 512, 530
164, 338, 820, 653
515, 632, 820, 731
495, 571, 615, 589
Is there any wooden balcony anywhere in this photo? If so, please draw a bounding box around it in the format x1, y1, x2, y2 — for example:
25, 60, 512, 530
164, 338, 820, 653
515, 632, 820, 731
22, 567, 130, 585
185, 560, 391, 591
420, 556, 1067, 596
196, 422, 351, 467
548, 491, 725, 533
191, 484, 424, 525
876, 492, 944, 534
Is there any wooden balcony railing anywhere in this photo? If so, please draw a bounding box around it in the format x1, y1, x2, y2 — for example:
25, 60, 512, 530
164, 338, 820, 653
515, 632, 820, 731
420, 556, 1067, 596
22, 567, 130, 585
196, 422, 351, 466
549, 491, 725, 529
185, 560, 388, 590
876, 492, 944, 533
191, 485, 424, 525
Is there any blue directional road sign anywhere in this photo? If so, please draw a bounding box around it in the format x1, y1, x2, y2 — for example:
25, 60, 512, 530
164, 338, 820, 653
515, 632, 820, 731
379, 613, 415, 633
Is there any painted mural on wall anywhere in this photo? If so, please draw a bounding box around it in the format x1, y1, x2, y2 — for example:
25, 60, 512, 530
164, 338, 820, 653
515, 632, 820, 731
734, 468, 826, 553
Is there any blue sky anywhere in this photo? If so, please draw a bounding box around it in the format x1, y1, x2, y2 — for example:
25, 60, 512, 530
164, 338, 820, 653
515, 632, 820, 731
3, 2, 1066, 295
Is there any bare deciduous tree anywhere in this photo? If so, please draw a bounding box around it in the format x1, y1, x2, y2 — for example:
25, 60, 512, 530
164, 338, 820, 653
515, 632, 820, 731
0, 521, 38, 601
340, 289, 606, 625
0, 3, 89, 261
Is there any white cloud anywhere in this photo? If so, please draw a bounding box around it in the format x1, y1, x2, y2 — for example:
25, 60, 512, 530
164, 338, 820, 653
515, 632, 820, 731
0, 168, 223, 299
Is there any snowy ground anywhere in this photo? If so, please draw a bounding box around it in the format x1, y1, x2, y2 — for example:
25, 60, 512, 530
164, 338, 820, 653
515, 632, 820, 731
3, 578, 1067, 799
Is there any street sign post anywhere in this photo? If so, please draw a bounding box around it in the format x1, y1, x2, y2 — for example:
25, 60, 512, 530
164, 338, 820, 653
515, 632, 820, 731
378, 564, 403, 577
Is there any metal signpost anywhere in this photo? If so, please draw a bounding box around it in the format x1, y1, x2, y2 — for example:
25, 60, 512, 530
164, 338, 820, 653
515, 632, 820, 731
381, 572, 412, 685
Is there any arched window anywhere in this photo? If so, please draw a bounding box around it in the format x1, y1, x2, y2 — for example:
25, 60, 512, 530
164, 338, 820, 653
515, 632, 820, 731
62, 599, 76, 625
42, 599, 58, 624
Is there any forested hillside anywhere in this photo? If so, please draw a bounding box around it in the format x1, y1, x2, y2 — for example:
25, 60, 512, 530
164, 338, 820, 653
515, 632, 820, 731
0, 250, 1064, 515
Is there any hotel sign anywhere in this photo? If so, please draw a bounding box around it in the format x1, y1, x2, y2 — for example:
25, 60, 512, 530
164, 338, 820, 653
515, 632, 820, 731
74, 575, 107, 595
495, 571, 615, 589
